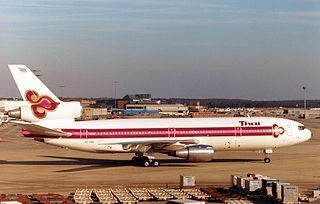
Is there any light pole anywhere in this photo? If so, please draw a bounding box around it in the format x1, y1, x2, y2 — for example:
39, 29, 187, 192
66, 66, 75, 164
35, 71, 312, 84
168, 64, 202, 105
59, 85, 65, 100
113, 81, 120, 108
302, 86, 307, 118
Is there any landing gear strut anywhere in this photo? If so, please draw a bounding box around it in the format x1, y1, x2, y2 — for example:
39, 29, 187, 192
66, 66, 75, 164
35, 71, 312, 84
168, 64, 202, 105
263, 149, 272, 163
131, 156, 160, 167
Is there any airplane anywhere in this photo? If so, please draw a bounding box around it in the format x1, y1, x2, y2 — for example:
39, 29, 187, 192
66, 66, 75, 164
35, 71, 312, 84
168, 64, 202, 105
6, 64, 312, 167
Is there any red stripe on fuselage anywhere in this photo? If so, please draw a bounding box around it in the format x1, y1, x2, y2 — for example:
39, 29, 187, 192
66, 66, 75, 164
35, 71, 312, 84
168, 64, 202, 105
61, 126, 273, 139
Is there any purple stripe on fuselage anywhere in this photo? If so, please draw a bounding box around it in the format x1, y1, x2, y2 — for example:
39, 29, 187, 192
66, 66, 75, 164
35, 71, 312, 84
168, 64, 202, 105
61, 126, 273, 139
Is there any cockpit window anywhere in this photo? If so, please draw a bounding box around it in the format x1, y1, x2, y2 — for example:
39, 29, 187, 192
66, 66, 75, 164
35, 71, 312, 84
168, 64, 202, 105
298, 126, 305, 130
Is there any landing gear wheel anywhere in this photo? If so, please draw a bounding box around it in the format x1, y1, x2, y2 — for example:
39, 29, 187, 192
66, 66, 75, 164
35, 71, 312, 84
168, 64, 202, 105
264, 157, 271, 163
143, 160, 150, 167
152, 160, 160, 167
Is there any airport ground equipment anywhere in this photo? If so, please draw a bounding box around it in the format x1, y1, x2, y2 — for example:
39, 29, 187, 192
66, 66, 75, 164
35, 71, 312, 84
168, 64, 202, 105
74, 188, 93, 204
147, 188, 173, 200
94, 189, 118, 204
164, 189, 192, 199
181, 189, 211, 200
111, 188, 138, 203
128, 188, 153, 201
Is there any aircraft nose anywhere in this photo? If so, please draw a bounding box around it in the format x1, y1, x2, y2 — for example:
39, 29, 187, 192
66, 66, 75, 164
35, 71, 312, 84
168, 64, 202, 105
304, 128, 312, 141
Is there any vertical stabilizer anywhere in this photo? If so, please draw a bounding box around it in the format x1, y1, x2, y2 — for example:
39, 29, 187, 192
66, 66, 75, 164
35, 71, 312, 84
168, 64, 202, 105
8, 65, 61, 102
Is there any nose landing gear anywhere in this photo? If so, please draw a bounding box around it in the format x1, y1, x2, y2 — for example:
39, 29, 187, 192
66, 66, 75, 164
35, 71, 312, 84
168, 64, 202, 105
264, 157, 271, 163
263, 149, 273, 163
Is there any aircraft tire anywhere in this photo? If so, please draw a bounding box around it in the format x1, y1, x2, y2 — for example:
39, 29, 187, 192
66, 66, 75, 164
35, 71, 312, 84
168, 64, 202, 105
143, 160, 150, 167
264, 158, 271, 163
152, 160, 160, 167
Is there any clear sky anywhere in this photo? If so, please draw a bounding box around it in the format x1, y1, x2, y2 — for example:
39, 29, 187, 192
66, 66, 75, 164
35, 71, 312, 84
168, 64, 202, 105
0, 0, 320, 100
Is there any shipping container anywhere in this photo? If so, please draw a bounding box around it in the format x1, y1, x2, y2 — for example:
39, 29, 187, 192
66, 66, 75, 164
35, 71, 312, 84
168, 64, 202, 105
237, 176, 247, 191
231, 175, 242, 188
281, 185, 298, 203
244, 179, 261, 192
272, 182, 290, 200
261, 178, 279, 196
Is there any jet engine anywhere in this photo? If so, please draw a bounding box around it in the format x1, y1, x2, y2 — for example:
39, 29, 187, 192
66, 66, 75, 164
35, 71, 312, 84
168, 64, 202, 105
169, 145, 214, 162
8, 101, 82, 122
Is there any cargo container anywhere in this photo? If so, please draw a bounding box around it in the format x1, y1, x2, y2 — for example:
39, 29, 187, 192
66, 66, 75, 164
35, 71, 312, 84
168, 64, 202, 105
236, 176, 248, 191
244, 179, 261, 192
272, 182, 290, 200
312, 189, 320, 198
230, 175, 242, 188
261, 178, 279, 196
281, 185, 298, 203
180, 175, 196, 188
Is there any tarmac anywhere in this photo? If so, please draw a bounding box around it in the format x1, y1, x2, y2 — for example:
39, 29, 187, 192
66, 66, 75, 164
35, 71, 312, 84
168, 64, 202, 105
0, 118, 319, 195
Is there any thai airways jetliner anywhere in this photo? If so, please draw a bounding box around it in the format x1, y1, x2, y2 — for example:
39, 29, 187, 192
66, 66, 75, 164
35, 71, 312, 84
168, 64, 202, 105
7, 65, 312, 167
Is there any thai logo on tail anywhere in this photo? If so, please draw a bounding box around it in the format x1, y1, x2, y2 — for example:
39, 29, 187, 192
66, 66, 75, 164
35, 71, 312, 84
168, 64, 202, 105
25, 90, 59, 119
272, 124, 285, 138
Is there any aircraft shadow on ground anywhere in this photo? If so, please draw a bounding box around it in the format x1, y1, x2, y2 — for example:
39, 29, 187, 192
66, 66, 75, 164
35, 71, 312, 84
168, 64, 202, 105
0, 156, 263, 173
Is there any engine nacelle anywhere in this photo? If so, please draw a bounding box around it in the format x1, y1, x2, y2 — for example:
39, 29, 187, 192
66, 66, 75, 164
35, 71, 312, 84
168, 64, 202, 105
8, 101, 82, 122
170, 145, 214, 162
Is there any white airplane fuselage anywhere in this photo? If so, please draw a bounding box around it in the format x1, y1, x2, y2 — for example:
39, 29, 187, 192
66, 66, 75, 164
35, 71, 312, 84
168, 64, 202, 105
23, 117, 311, 154
7, 65, 312, 165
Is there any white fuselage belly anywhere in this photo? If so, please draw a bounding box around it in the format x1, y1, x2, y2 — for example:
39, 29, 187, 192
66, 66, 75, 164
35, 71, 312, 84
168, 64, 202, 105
38, 117, 311, 153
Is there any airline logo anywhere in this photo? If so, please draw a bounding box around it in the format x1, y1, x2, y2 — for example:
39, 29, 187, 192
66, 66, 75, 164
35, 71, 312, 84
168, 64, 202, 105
272, 124, 285, 138
25, 90, 59, 119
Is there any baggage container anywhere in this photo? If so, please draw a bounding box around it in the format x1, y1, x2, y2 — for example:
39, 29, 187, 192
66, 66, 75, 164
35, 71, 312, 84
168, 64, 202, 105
272, 182, 290, 200
261, 178, 279, 196
231, 175, 242, 188
180, 176, 196, 189
312, 189, 320, 198
236, 176, 247, 191
281, 185, 298, 203
244, 179, 261, 192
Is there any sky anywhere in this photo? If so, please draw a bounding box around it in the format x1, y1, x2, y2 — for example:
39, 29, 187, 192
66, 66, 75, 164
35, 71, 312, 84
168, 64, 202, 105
0, 0, 320, 100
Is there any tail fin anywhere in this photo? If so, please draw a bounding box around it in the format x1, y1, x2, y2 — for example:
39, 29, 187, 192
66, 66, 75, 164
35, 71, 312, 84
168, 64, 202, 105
8, 65, 82, 122
8, 65, 61, 103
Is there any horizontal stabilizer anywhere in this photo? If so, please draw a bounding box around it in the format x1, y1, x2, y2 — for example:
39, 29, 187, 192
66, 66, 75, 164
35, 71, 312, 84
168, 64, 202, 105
11, 121, 71, 138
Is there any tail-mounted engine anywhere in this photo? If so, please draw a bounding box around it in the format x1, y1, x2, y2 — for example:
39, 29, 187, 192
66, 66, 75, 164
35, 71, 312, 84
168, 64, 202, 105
8, 101, 82, 122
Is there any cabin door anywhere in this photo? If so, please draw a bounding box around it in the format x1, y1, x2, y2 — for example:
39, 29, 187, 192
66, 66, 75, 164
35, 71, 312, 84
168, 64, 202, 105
168, 128, 176, 137
80, 129, 87, 139
233, 127, 242, 149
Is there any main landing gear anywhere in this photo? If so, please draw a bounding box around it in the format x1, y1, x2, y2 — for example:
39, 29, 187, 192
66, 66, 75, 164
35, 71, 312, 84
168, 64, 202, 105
131, 156, 160, 167
263, 149, 272, 163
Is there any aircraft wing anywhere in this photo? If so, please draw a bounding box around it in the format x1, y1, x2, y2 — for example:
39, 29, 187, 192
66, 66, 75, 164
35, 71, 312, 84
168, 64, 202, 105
11, 121, 71, 138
